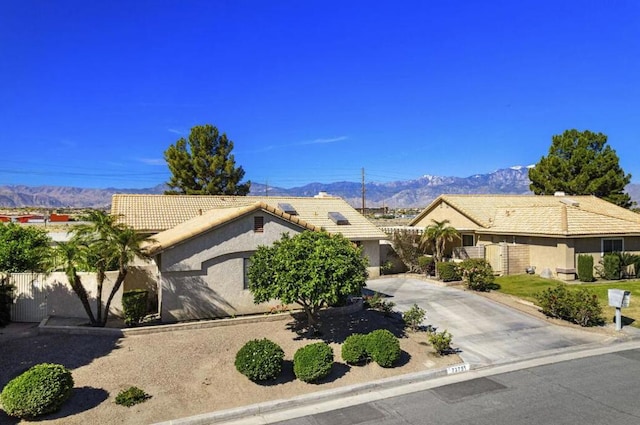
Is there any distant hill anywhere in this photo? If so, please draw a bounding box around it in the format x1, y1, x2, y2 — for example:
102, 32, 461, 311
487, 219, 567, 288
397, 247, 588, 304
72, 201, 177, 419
1, 168, 638, 209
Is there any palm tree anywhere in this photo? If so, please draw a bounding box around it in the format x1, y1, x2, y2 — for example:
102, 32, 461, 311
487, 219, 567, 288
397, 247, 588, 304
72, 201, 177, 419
53, 241, 96, 324
421, 219, 460, 265
56, 211, 150, 327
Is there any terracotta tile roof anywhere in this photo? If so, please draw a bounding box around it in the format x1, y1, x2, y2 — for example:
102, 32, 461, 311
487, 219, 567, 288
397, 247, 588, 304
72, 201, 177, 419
143, 202, 321, 255
112, 194, 387, 241
410, 194, 640, 236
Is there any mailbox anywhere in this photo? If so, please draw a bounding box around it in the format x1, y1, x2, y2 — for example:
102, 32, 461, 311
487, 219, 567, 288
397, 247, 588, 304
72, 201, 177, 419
608, 289, 631, 308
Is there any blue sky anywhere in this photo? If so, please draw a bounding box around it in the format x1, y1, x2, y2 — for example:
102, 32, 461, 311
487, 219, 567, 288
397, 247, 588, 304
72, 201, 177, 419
1, 1, 639, 189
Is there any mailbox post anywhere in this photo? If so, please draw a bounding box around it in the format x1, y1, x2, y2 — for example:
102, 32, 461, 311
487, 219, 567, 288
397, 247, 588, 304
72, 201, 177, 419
608, 289, 631, 331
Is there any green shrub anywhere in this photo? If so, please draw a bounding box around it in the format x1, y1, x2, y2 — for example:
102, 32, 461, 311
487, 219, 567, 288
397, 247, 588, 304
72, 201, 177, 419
458, 258, 494, 291
437, 262, 461, 282
365, 329, 401, 367
122, 289, 148, 326
380, 261, 394, 275
577, 254, 595, 282
235, 339, 284, 381
602, 253, 621, 280
403, 304, 426, 332
571, 288, 605, 327
613, 252, 640, 278
115, 386, 151, 407
418, 256, 435, 276
293, 342, 334, 383
364, 292, 395, 316
0, 363, 74, 418
341, 334, 370, 365
428, 330, 453, 355
535, 284, 604, 327
0, 274, 14, 327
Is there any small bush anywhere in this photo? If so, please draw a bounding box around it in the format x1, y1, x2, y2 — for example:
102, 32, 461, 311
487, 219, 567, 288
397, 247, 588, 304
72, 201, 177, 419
235, 338, 284, 381
458, 258, 494, 291
403, 304, 426, 332
341, 334, 370, 365
366, 329, 401, 367
122, 289, 148, 326
293, 342, 334, 383
0, 274, 15, 327
115, 386, 151, 407
0, 363, 74, 418
428, 330, 453, 355
577, 254, 595, 282
535, 284, 604, 327
602, 253, 621, 280
437, 262, 461, 282
364, 292, 396, 316
418, 256, 435, 276
380, 261, 394, 275
571, 288, 605, 327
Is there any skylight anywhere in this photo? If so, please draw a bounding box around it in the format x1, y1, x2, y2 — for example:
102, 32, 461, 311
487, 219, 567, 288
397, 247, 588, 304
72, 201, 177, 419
328, 212, 350, 225
277, 203, 298, 215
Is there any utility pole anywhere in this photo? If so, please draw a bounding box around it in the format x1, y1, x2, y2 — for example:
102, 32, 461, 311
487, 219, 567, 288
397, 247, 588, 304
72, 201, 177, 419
265, 179, 269, 197
361, 167, 366, 214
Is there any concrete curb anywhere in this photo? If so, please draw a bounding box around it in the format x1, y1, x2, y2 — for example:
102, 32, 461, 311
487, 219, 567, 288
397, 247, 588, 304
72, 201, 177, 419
151, 362, 470, 425
37, 312, 292, 337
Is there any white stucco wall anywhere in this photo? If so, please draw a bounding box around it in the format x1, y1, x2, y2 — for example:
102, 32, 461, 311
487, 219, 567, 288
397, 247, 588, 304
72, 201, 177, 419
158, 212, 307, 321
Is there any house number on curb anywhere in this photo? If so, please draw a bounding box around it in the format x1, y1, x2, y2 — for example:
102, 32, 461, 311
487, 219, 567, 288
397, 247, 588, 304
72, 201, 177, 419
446, 364, 470, 374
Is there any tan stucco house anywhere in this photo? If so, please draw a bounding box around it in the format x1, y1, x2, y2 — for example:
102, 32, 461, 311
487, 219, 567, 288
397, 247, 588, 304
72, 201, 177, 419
409, 194, 640, 280
111, 194, 387, 321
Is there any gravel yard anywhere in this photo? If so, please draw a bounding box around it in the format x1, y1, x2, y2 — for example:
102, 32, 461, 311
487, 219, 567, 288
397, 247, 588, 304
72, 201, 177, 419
0, 309, 460, 424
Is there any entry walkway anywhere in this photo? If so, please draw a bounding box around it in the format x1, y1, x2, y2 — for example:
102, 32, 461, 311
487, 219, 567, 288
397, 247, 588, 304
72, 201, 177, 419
367, 277, 611, 367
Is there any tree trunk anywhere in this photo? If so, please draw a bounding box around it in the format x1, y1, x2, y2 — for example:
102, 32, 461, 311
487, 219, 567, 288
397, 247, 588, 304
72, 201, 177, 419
101, 269, 127, 327
95, 269, 106, 326
67, 272, 97, 325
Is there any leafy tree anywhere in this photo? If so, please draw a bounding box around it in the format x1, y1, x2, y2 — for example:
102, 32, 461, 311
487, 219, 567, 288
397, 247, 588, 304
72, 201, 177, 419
248, 231, 368, 332
53, 211, 150, 327
420, 219, 460, 265
0, 223, 51, 273
529, 129, 632, 208
164, 124, 251, 195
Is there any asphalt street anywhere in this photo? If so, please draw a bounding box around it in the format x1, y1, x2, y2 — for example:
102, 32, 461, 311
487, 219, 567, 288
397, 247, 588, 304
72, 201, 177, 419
272, 348, 640, 425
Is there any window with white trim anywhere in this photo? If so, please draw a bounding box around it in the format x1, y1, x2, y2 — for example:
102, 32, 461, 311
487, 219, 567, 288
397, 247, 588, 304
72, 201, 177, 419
602, 238, 623, 255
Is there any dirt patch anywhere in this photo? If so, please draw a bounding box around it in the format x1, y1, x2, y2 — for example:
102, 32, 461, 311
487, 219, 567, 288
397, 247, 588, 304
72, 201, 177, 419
0, 309, 460, 424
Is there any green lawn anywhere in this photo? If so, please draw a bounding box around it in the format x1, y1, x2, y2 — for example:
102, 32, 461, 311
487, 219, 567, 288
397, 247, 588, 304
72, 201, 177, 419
495, 274, 640, 328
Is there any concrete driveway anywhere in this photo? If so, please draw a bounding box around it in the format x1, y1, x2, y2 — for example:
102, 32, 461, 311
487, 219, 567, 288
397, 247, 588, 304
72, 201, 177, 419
366, 277, 610, 367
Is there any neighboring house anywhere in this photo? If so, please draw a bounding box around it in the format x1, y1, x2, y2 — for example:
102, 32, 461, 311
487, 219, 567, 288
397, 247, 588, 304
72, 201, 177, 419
111, 194, 387, 321
409, 194, 640, 280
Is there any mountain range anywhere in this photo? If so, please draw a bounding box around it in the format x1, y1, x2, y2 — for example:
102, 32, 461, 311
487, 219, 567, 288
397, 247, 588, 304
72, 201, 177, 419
1, 167, 639, 209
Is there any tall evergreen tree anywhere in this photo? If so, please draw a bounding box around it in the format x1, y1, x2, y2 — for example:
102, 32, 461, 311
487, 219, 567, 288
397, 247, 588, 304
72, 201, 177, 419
164, 124, 251, 195
529, 129, 632, 208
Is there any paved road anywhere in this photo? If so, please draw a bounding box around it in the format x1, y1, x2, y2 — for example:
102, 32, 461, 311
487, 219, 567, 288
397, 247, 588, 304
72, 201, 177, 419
366, 277, 610, 366
274, 348, 640, 425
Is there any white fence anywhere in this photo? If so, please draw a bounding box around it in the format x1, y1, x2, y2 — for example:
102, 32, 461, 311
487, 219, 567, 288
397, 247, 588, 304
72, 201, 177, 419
6, 268, 157, 323
10, 273, 48, 322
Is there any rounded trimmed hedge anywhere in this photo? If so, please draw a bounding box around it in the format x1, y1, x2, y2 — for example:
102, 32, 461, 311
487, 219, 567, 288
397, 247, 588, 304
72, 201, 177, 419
0, 363, 74, 419
366, 329, 401, 367
341, 333, 369, 365
235, 338, 284, 381
293, 342, 334, 383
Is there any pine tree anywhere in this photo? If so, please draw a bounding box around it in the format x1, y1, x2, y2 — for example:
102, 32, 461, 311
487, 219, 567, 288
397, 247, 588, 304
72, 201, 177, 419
529, 129, 632, 208
164, 124, 251, 195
